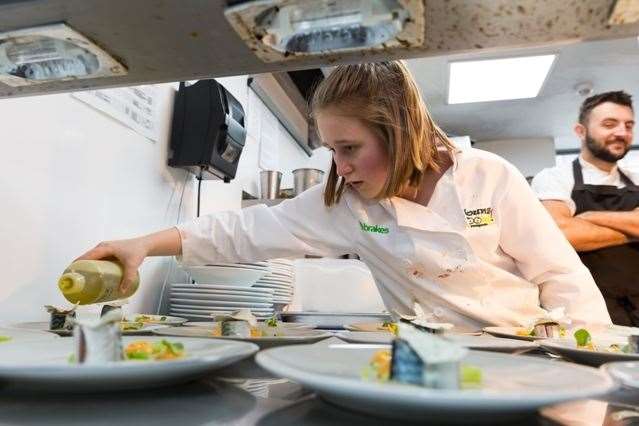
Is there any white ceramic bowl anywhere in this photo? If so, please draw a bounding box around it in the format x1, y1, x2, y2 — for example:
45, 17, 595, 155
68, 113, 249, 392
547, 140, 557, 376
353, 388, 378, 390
184, 265, 266, 287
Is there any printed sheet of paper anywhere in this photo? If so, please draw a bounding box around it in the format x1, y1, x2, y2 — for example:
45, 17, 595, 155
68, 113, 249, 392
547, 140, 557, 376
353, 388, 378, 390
72, 85, 161, 142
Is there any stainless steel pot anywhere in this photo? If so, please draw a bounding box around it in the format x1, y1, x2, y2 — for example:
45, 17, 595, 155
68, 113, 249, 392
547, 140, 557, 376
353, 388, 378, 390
292, 168, 325, 195
259, 170, 282, 199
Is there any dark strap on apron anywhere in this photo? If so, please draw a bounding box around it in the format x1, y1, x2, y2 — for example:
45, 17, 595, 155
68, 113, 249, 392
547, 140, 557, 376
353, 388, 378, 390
572, 158, 636, 189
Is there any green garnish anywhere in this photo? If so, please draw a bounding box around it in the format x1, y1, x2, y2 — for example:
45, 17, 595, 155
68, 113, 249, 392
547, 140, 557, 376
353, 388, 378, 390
0, 336, 11, 343
126, 351, 151, 360
460, 364, 482, 389
160, 316, 167, 321
124, 339, 185, 361
265, 316, 278, 327
574, 329, 591, 347
153, 340, 184, 356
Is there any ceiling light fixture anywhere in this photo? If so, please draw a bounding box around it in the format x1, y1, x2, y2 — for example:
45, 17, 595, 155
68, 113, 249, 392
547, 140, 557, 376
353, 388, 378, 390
447, 55, 556, 104
225, 0, 424, 62
0, 23, 127, 87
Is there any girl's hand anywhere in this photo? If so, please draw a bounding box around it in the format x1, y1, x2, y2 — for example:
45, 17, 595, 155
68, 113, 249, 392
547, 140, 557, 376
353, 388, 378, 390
76, 238, 150, 293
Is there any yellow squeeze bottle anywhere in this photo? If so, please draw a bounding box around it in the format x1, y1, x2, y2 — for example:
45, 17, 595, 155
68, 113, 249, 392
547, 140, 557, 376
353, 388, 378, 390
58, 260, 139, 305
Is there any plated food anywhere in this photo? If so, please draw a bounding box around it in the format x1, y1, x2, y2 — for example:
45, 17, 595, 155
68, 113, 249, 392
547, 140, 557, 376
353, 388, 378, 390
184, 320, 314, 330
154, 313, 332, 349
123, 340, 185, 361
345, 322, 398, 333
363, 323, 475, 390
484, 326, 558, 341
255, 336, 614, 421
10, 321, 168, 336
44, 304, 77, 331
124, 314, 187, 325
540, 329, 639, 366
0, 336, 258, 392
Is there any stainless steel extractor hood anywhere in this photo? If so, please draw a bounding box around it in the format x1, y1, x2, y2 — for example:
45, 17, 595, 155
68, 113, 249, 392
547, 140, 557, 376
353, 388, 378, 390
0, 0, 637, 100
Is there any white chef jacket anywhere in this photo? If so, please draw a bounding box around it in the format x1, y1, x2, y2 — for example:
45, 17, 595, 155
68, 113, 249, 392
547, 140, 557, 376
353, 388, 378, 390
177, 147, 611, 330
532, 156, 639, 215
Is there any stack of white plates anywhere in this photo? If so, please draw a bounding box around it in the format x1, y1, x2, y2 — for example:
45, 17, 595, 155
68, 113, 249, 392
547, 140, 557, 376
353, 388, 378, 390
168, 283, 275, 319
254, 259, 295, 307
182, 262, 269, 287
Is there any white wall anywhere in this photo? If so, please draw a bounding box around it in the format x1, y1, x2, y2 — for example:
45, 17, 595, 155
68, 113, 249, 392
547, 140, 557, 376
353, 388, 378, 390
474, 138, 556, 178
0, 76, 329, 322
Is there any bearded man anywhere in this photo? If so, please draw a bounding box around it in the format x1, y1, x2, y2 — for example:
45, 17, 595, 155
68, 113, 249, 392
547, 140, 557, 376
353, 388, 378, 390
533, 91, 637, 325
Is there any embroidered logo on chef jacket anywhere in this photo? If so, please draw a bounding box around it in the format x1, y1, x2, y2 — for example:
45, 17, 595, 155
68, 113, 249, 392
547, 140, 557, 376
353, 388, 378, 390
464, 207, 495, 228
359, 221, 390, 234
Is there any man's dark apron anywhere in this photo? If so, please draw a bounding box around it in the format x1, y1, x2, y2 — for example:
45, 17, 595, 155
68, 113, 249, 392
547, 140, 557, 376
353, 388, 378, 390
571, 158, 639, 326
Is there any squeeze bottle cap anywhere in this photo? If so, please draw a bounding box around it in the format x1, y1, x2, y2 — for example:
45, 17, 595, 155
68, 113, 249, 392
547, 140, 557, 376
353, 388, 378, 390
58, 272, 86, 295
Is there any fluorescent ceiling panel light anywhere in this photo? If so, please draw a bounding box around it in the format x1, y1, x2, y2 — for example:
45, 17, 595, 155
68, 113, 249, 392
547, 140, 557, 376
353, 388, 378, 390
0, 23, 127, 87
448, 55, 556, 104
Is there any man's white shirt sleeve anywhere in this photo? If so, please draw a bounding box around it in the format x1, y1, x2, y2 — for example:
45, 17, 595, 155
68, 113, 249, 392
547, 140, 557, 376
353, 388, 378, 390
531, 167, 577, 215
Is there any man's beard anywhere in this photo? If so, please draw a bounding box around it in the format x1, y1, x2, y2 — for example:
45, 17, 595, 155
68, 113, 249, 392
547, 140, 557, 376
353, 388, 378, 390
585, 134, 630, 163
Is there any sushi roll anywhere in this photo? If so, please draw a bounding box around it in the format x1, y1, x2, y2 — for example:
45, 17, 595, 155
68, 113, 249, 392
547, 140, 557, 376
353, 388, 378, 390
73, 309, 123, 364
390, 322, 467, 389
212, 309, 257, 338
44, 305, 77, 331
410, 320, 454, 335
220, 320, 252, 337
533, 320, 561, 338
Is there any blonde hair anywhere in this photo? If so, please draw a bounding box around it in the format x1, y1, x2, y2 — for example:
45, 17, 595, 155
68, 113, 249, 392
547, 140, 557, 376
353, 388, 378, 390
311, 61, 455, 207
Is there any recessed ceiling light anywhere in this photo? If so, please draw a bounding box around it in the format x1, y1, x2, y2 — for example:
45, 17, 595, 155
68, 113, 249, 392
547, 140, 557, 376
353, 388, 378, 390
225, 0, 424, 62
448, 55, 556, 104
0, 23, 127, 87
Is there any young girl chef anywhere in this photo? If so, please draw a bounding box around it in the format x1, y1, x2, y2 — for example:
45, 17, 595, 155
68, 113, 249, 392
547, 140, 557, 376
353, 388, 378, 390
79, 61, 611, 330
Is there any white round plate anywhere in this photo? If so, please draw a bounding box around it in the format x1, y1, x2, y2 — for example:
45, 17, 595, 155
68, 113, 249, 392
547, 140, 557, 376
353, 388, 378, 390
255, 279, 292, 284
336, 332, 539, 353
254, 284, 293, 291
446, 334, 539, 353
170, 292, 272, 303
125, 314, 187, 325
483, 326, 544, 341
540, 338, 639, 366
153, 326, 332, 348
185, 321, 315, 330
206, 263, 268, 270
255, 339, 615, 421
11, 321, 169, 336
171, 311, 273, 320
601, 361, 639, 389
0, 336, 257, 392
268, 259, 293, 265
265, 270, 293, 277
170, 284, 273, 295
183, 266, 266, 286
169, 290, 274, 300
0, 326, 59, 343
337, 331, 393, 344
170, 298, 272, 308
170, 305, 273, 313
